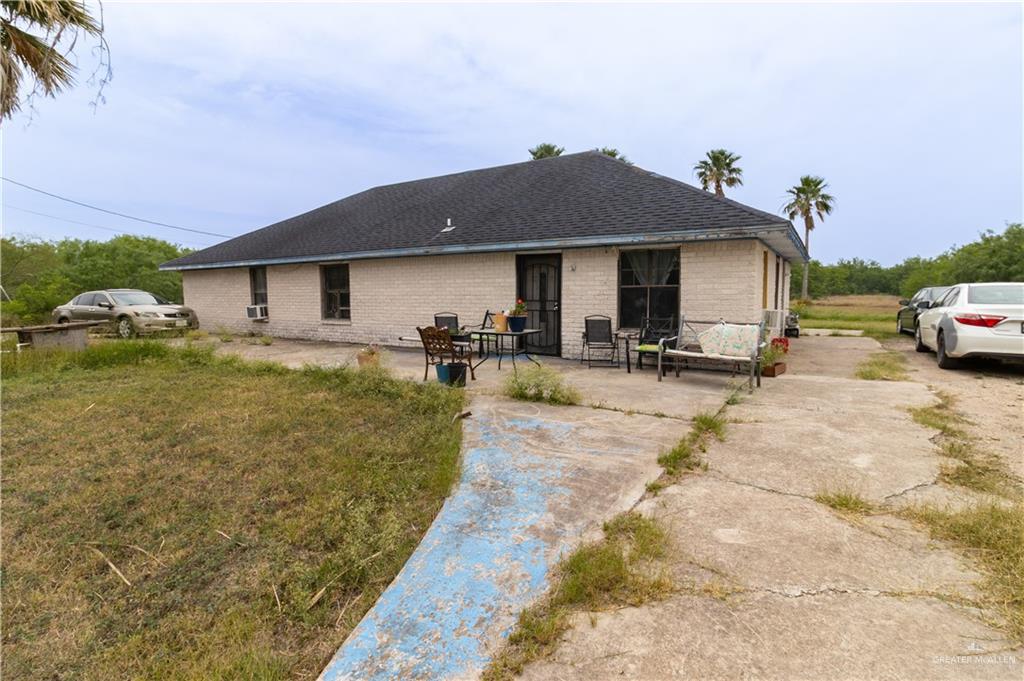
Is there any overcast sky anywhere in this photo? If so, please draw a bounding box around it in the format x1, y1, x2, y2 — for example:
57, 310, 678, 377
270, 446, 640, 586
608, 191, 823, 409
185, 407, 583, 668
2, 1, 1021, 265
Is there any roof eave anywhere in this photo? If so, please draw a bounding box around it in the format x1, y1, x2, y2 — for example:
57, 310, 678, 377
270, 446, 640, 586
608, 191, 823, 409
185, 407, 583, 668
160, 223, 806, 271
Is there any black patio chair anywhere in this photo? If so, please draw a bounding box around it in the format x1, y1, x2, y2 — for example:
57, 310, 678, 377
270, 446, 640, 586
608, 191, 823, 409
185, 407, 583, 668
434, 312, 460, 332
635, 316, 677, 370
581, 315, 619, 368
472, 310, 497, 356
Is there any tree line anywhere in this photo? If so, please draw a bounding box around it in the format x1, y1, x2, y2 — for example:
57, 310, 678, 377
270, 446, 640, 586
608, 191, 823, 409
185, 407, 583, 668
789, 223, 1022, 300
1, 235, 189, 325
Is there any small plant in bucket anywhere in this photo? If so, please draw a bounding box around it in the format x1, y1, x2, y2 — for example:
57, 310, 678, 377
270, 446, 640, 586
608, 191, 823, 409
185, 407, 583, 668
760, 342, 787, 377
357, 345, 381, 367
506, 299, 528, 332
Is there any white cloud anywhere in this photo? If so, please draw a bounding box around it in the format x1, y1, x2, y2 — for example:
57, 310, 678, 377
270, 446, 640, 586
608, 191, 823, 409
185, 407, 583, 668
3, 2, 1020, 262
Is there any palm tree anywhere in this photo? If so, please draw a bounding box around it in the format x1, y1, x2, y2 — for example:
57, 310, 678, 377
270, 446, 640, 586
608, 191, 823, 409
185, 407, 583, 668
693, 149, 743, 197
1, 0, 105, 121
528, 143, 564, 160
783, 175, 835, 300
595, 147, 631, 164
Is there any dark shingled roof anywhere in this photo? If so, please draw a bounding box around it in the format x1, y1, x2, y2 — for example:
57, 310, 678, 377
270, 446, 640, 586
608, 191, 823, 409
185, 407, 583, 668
162, 151, 805, 270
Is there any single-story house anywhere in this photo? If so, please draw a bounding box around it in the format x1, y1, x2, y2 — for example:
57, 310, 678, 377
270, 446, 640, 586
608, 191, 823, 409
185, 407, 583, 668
161, 151, 807, 358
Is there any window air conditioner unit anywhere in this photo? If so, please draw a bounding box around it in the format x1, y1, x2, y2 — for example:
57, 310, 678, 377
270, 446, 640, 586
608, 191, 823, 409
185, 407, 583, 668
762, 309, 785, 335
246, 304, 269, 320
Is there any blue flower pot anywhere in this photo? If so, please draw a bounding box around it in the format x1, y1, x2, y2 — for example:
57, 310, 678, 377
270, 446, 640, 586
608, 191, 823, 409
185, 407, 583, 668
435, 363, 450, 384
507, 316, 527, 332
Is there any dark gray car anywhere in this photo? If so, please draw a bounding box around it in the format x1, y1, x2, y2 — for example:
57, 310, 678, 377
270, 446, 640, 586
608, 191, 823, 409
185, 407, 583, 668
52, 289, 198, 338
897, 286, 949, 335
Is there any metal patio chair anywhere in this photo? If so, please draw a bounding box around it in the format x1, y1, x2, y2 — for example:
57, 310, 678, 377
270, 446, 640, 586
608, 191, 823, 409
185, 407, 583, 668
433, 312, 460, 332
417, 326, 475, 382
581, 315, 619, 368
634, 316, 677, 370
471, 310, 497, 356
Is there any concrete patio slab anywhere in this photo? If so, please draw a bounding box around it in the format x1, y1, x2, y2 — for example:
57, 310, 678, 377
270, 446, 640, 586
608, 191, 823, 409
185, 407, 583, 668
516, 336, 1023, 680
521, 591, 1019, 681
318, 395, 683, 680
199, 337, 738, 421
717, 375, 940, 502
638, 478, 979, 598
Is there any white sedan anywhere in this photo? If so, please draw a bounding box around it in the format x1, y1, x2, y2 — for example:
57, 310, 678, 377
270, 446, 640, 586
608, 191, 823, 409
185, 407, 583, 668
916, 282, 1024, 369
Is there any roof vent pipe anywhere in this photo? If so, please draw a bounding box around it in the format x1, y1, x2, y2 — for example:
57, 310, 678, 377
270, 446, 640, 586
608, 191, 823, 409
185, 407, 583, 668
441, 217, 456, 233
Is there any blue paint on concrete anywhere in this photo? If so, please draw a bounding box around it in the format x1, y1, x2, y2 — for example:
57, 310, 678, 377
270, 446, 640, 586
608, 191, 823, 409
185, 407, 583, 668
319, 414, 574, 680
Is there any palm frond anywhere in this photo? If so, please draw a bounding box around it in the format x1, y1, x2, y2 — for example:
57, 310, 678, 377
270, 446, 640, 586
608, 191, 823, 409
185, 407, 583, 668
1, 0, 103, 120
4, 1, 100, 35
0, 40, 22, 117
782, 175, 834, 226
4, 21, 74, 92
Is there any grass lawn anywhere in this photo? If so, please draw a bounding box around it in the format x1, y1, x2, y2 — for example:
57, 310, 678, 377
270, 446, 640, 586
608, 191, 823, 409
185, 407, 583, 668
795, 294, 903, 339
1, 341, 464, 679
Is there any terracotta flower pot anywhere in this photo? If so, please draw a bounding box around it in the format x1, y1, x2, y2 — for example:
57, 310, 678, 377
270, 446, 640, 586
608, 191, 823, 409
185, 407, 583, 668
762, 362, 787, 377
357, 353, 379, 367
493, 313, 508, 332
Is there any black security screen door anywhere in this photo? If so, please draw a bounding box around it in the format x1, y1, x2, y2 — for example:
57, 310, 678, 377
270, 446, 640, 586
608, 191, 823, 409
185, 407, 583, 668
516, 254, 561, 355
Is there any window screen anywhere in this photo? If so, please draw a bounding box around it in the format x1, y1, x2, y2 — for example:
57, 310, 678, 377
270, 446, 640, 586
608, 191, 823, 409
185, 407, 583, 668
618, 250, 680, 329
321, 264, 351, 320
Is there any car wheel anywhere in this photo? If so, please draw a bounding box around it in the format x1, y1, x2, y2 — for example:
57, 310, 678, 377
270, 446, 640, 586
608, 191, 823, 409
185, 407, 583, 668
936, 331, 960, 369
914, 325, 928, 352
896, 316, 904, 335
116, 316, 136, 339
57, 317, 70, 324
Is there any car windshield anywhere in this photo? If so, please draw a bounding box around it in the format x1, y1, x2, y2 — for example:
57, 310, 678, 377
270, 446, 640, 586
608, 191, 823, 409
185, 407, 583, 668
109, 291, 163, 306
968, 284, 1024, 305
926, 287, 949, 300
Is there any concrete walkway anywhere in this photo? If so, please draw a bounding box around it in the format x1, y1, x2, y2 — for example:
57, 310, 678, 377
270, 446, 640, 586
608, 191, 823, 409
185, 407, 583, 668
520, 336, 1023, 681
318, 396, 684, 680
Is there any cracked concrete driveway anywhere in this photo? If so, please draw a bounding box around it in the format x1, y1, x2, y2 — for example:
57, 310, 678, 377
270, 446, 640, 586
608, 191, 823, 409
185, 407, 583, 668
520, 336, 1023, 681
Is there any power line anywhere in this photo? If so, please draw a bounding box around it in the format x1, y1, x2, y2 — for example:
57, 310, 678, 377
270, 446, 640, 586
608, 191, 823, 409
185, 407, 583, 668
1, 177, 233, 239
3, 204, 217, 248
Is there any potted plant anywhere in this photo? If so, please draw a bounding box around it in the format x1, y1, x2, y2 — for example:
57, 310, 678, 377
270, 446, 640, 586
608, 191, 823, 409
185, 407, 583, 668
760, 341, 787, 377
507, 299, 528, 333
357, 345, 381, 367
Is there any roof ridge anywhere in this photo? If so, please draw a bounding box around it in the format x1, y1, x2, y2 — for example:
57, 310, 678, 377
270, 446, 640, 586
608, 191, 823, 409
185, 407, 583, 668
587, 152, 790, 226
365, 150, 596, 193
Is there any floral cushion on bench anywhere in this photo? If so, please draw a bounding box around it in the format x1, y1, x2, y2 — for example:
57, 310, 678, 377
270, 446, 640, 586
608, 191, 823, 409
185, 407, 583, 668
697, 323, 760, 359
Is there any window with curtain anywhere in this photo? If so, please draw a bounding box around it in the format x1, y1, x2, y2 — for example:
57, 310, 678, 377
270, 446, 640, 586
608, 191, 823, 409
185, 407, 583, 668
618, 249, 680, 329
321, 264, 351, 320
249, 267, 267, 306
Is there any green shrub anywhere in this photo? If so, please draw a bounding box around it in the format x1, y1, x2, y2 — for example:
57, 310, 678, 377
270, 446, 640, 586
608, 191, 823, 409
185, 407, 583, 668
502, 365, 581, 405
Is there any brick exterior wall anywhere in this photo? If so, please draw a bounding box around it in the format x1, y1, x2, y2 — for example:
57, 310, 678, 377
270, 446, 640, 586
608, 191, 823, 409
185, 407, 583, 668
559, 247, 619, 358
182, 238, 791, 358
679, 239, 764, 324
184, 252, 516, 346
